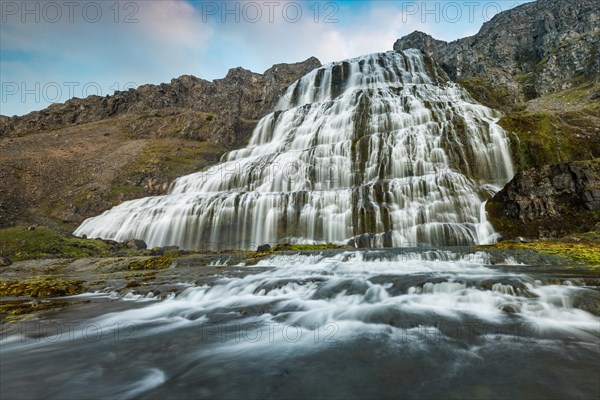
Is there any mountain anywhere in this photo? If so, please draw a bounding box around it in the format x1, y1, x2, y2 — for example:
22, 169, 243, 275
0, 57, 320, 228
0, 57, 321, 146
1, 0, 598, 241
393, 0, 599, 105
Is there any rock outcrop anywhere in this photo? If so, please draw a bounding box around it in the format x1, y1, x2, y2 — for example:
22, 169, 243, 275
394, 0, 600, 103
487, 159, 600, 238
0, 57, 321, 148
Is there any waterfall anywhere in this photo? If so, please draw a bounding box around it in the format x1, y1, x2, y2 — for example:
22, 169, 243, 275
74, 49, 514, 249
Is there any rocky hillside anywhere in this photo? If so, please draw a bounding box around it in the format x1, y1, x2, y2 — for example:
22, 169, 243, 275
0, 57, 321, 147
392, 0, 600, 172
393, 0, 599, 104
0, 58, 320, 229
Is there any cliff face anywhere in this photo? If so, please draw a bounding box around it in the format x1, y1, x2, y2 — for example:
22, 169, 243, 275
0, 58, 320, 229
394, 0, 600, 102
0, 57, 321, 148
487, 160, 600, 238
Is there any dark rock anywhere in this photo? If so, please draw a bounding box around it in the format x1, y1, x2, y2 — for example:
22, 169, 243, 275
124, 239, 147, 250
150, 248, 165, 256
487, 160, 600, 238
499, 303, 521, 314
81, 234, 87, 239
256, 244, 271, 253
0, 256, 12, 267
26, 226, 36, 231
571, 290, 600, 316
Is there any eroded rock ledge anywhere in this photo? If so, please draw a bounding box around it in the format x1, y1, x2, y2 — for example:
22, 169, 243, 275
487, 159, 600, 238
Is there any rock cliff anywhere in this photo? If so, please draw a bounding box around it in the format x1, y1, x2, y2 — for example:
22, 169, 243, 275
487, 159, 600, 238
0, 57, 321, 148
393, 0, 599, 103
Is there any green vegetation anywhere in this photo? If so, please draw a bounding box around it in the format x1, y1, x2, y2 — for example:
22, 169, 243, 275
480, 240, 600, 268
0, 227, 111, 261
499, 108, 600, 171
128, 254, 182, 270
458, 77, 517, 112
0, 277, 84, 297
273, 243, 345, 251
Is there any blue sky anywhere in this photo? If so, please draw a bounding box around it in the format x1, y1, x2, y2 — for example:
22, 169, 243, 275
1, 0, 530, 116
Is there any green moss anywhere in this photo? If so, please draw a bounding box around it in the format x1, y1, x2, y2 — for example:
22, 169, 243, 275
0, 299, 71, 322
0, 278, 84, 297
128, 254, 181, 270
239, 116, 259, 124
273, 243, 346, 251
480, 241, 600, 267
458, 77, 515, 112
0, 226, 111, 261
499, 108, 600, 171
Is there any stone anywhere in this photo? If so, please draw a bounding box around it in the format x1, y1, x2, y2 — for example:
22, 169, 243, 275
487, 160, 600, 239
499, 303, 521, 314
256, 244, 271, 253
150, 248, 165, 256
0, 256, 12, 267
124, 239, 147, 250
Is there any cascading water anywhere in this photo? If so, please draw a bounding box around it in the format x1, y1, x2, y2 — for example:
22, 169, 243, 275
74, 49, 514, 249
2, 249, 599, 399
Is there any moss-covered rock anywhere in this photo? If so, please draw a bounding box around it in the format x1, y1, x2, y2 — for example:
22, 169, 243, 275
0, 278, 84, 298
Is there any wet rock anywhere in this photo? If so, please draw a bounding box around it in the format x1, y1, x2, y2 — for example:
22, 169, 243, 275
124, 239, 147, 250
571, 290, 600, 316
256, 244, 271, 253
499, 303, 521, 314
0, 256, 12, 267
150, 248, 165, 256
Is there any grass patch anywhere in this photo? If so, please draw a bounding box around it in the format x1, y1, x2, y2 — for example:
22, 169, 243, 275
0, 227, 112, 261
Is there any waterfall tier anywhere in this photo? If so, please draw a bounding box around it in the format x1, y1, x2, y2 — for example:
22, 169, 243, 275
75, 50, 514, 249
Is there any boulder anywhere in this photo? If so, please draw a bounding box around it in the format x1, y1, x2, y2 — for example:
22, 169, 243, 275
124, 239, 147, 250
256, 244, 271, 253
